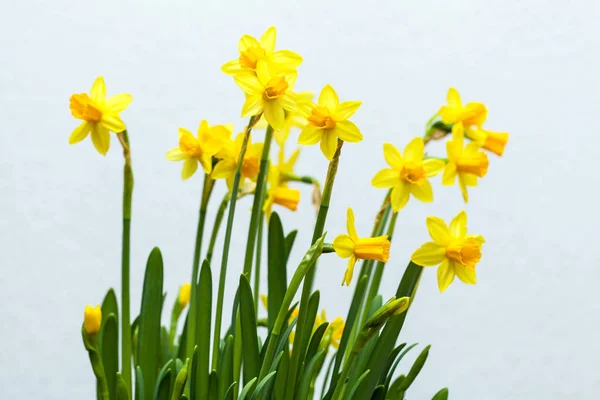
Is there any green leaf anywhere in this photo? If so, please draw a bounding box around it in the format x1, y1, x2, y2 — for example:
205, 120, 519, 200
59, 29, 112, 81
259, 350, 284, 400
153, 360, 172, 400
137, 247, 164, 400
384, 343, 418, 389
238, 377, 257, 400
294, 290, 320, 387
209, 370, 218, 399
224, 382, 238, 400
116, 373, 129, 400
370, 385, 386, 400
196, 260, 212, 400
100, 288, 119, 351
268, 213, 287, 331
303, 322, 328, 375
273, 350, 289, 400
160, 326, 170, 366
250, 370, 277, 400
239, 274, 260, 385
355, 262, 423, 398
101, 314, 119, 400
218, 335, 234, 400
432, 388, 449, 400
170, 359, 188, 400
386, 375, 404, 400
135, 366, 144, 400
397, 345, 430, 392
296, 350, 326, 400
177, 313, 189, 362
320, 350, 336, 399
284, 230, 297, 264
378, 343, 405, 386
347, 370, 370, 400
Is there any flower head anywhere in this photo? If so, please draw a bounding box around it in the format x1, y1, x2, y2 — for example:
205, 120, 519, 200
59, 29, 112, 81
83, 304, 102, 335
465, 127, 509, 156
178, 282, 191, 307
333, 208, 391, 286
256, 91, 314, 147
69, 77, 132, 155
298, 85, 362, 160
222, 26, 302, 76
234, 61, 297, 130
438, 87, 487, 127
371, 138, 445, 212
411, 211, 485, 292
443, 124, 489, 202
263, 165, 301, 216
166, 121, 231, 179
211, 132, 263, 190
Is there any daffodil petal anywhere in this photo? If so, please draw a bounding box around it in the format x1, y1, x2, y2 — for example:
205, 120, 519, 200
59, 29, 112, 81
264, 101, 285, 130
221, 59, 243, 75
403, 137, 425, 163
455, 264, 476, 284
411, 242, 446, 266
318, 84, 339, 110
234, 74, 263, 96
467, 234, 486, 246
91, 124, 110, 155
334, 101, 361, 120
100, 114, 126, 133
105, 94, 132, 113
447, 87, 461, 106
260, 26, 276, 52
334, 120, 363, 143
182, 158, 198, 180
450, 211, 467, 239
410, 180, 433, 202
238, 34, 260, 52
383, 143, 403, 169
298, 125, 321, 145
166, 148, 187, 161
372, 168, 400, 188
423, 158, 445, 177
346, 207, 358, 240
426, 216, 451, 245
390, 182, 410, 212
69, 122, 91, 144
320, 130, 338, 160
279, 93, 296, 112
458, 176, 469, 202
90, 76, 106, 102
333, 234, 355, 258
212, 160, 236, 179
272, 50, 303, 68
437, 259, 455, 293
442, 162, 457, 186
241, 95, 264, 117
343, 255, 357, 286
199, 155, 213, 175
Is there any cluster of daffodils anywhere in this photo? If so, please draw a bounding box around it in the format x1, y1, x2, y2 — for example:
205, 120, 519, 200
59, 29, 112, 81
71, 26, 508, 400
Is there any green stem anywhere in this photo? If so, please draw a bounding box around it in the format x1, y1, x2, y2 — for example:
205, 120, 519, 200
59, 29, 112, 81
285, 140, 343, 399
242, 125, 274, 277
206, 193, 229, 263
212, 115, 259, 371
282, 173, 321, 191
120, 130, 133, 398
187, 175, 214, 359
331, 350, 357, 400
253, 212, 264, 314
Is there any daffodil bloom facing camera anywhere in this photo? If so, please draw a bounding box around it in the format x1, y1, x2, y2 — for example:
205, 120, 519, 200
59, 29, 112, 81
297, 85, 363, 160
69, 76, 132, 155
333, 208, 391, 286
438, 87, 487, 127
234, 60, 297, 130
255, 91, 314, 147
411, 211, 485, 293
221, 26, 302, 77
211, 132, 263, 190
83, 304, 102, 335
166, 121, 231, 179
443, 124, 489, 202
371, 138, 445, 212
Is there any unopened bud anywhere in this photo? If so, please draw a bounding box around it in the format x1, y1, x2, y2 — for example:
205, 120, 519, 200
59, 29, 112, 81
178, 283, 191, 307
84, 304, 102, 335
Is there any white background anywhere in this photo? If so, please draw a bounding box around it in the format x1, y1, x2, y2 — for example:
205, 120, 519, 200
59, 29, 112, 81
1, 1, 599, 398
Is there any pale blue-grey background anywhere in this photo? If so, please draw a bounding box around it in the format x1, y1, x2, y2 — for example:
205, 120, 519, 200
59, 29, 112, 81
1, 0, 599, 398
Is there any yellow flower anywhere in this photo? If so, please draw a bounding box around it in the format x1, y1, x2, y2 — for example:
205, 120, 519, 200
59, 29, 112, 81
234, 60, 297, 130
221, 26, 302, 76
263, 166, 301, 216
328, 317, 345, 349
438, 87, 487, 127
83, 304, 102, 335
371, 138, 445, 212
166, 121, 231, 179
443, 124, 489, 202
178, 282, 191, 307
69, 77, 132, 155
333, 208, 391, 286
211, 132, 263, 190
411, 211, 485, 293
298, 85, 363, 160
465, 127, 509, 156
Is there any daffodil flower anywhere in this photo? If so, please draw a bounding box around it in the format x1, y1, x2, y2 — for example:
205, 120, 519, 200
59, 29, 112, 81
371, 138, 445, 212
411, 211, 485, 293
211, 132, 263, 190
69, 77, 132, 155
443, 124, 489, 202
333, 208, 391, 286
83, 304, 102, 335
263, 166, 301, 216
255, 91, 314, 147
166, 121, 231, 180
438, 87, 487, 127
234, 61, 297, 130
464, 127, 509, 156
221, 26, 302, 76
298, 85, 363, 160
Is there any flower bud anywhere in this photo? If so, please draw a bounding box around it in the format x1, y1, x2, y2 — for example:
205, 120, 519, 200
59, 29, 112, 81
178, 282, 191, 307
84, 304, 102, 335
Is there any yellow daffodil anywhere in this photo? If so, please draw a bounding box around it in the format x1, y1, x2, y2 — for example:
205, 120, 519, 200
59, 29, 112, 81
221, 26, 302, 76
464, 127, 509, 156
69, 77, 132, 155
411, 211, 485, 293
298, 85, 363, 160
328, 317, 345, 349
333, 208, 391, 286
83, 304, 102, 335
178, 282, 191, 308
263, 166, 301, 216
234, 60, 297, 130
371, 138, 445, 212
211, 132, 263, 190
166, 121, 231, 179
255, 91, 313, 146
438, 87, 487, 127
443, 124, 489, 202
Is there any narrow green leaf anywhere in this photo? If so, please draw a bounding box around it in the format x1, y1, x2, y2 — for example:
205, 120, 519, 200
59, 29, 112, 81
170, 359, 188, 400
101, 314, 119, 400
347, 370, 370, 400
370, 385, 386, 400
303, 322, 328, 375
397, 345, 430, 392
432, 388, 449, 400
153, 360, 172, 400
177, 313, 189, 362
284, 230, 297, 264
238, 377, 257, 400
116, 373, 129, 400
160, 326, 170, 366
289, 290, 319, 393
273, 350, 289, 400
239, 275, 260, 386
209, 370, 218, 399
320, 351, 336, 400
384, 343, 418, 389
256, 351, 284, 400
100, 288, 119, 352
273, 317, 297, 369
378, 343, 405, 386
224, 382, 238, 400
296, 350, 325, 400
137, 247, 164, 400
233, 309, 243, 400
250, 370, 277, 400
218, 335, 234, 400
268, 213, 287, 331
135, 366, 144, 400
196, 260, 212, 400
386, 375, 404, 400
189, 347, 198, 399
